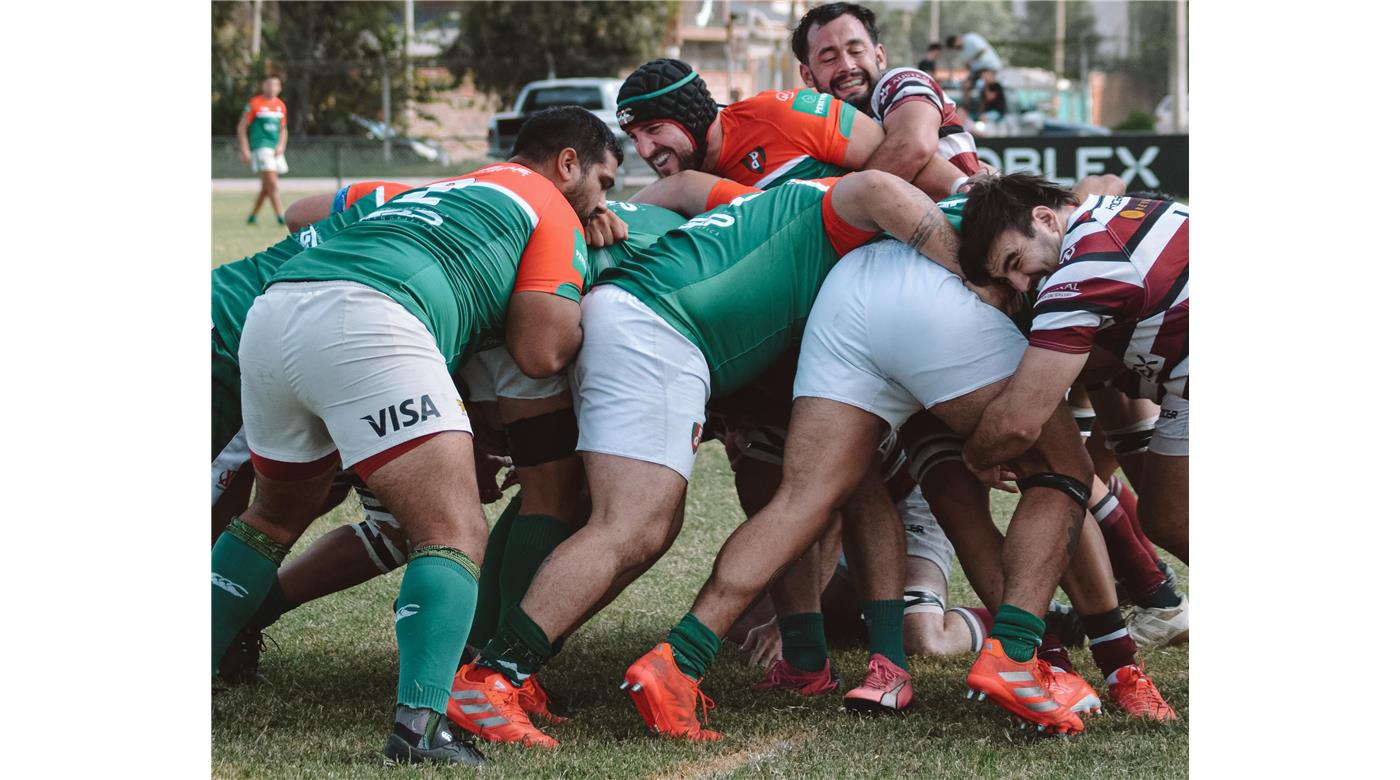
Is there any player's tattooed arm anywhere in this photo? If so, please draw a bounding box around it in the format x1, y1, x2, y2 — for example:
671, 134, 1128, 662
830, 170, 963, 278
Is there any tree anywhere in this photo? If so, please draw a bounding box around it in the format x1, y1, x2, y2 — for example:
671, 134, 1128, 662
442, 1, 675, 106
211, 1, 429, 137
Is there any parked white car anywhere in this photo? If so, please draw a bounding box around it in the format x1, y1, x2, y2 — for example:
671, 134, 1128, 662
488, 78, 639, 183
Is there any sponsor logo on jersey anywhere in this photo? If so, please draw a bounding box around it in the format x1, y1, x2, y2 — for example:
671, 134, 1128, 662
1119, 209, 1146, 220
1060, 247, 1075, 263
1159, 408, 1178, 420
1128, 353, 1165, 382
776, 90, 795, 102
394, 603, 421, 622
212, 573, 249, 598
1038, 289, 1081, 302
457, 399, 467, 414
743, 146, 766, 174
791, 90, 832, 117
691, 422, 703, 453
362, 395, 443, 437
298, 225, 320, 248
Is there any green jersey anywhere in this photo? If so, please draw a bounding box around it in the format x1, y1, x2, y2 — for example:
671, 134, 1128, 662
242, 96, 286, 150
597, 178, 874, 397
584, 201, 688, 288
268, 163, 588, 369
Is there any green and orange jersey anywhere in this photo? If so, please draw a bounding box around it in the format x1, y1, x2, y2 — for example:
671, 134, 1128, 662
270, 162, 587, 368
212, 180, 413, 361
711, 89, 860, 189
242, 95, 287, 150
597, 175, 879, 396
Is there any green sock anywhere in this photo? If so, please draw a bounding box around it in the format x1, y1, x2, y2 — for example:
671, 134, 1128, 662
778, 613, 829, 672
211, 519, 288, 674
479, 604, 554, 687
666, 612, 721, 681
861, 599, 908, 670
466, 496, 522, 652
248, 577, 296, 630
991, 604, 1045, 663
498, 514, 572, 617
395, 547, 481, 713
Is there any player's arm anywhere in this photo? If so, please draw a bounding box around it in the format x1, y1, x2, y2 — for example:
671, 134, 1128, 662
828, 170, 961, 276
506, 292, 581, 379
276, 106, 288, 156
1072, 174, 1125, 200
236, 108, 252, 164
962, 346, 1090, 472
862, 100, 964, 198
837, 109, 885, 171
630, 170, 737, 217
284, 192, 337, 233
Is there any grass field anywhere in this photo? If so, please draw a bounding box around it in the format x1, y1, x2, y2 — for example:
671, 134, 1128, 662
211, 190, 1188, 778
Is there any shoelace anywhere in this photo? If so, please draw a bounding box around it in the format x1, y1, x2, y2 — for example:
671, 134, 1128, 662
863, 658, 900, 689
1033, 659, 1070, 711
690, 677, 716, 725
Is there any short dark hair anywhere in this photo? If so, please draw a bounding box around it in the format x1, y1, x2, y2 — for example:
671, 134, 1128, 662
512, 106, 623, 171
945, 34, 960, 48
927, 42, 941, 50
958, 172, 1079, 285
791, 3, 880, 65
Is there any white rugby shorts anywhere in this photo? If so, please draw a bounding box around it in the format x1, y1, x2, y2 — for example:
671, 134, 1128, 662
1148, 392, 1188, 456
459, 345, 569, 403
793, 240, 1027, 429
251, 147, 288, 174
898, 485, 956, 583
239, 281, 473, 470
572, 285, 710, 481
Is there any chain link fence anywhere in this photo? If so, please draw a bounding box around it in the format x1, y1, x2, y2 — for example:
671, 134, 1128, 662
213, 136, 487, 183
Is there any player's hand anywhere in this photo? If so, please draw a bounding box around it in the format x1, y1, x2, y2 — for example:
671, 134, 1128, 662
239, 149, 251, 165
964, 279, 1018, 314
739, 618, 782, 668
585, 208, 628, 248
964, 458, 1019, 493
475, 451, 514, 503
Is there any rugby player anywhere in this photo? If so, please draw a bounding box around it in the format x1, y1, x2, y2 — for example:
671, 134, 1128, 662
617, 57, 969, 199
792, 3, 982, 184
211, 106, 618, 766
446, 168, 968, 746
957, 175, 1190, 565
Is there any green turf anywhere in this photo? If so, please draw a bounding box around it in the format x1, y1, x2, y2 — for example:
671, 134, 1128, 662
211, 189, 1187, 778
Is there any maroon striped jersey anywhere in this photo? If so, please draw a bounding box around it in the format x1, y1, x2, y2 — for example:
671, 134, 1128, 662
869, 67, 980, 177
1028, 195, 1189, 401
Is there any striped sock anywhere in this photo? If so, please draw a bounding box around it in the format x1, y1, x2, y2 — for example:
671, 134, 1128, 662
1083, 608, 1138, 680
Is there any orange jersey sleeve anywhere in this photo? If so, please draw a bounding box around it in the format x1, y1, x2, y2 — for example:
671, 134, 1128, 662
471, 165, 586, 302
334, 180, 413, 214
704, 178, 763, 211
714, 90, 858, 186
815, 176, 881, 256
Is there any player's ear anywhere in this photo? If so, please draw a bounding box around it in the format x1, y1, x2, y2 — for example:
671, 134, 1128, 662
799, 64, 816, 88
556, 147, 581, 182
875, 44, 886, 70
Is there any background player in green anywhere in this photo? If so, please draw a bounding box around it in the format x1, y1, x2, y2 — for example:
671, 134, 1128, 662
237, 75, 289, 225
212, 107, 619, 766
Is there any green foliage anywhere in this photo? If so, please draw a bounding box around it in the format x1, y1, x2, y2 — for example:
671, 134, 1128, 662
1114, 110, 1157, 132
211, 1, 431, 137
442, 1, 675, 106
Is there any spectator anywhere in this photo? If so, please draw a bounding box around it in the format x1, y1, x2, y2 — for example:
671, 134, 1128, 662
916, 42, 941, 76
976, 70, 1008, 120
237, 76, 289, 226
946, 32, 1003, 100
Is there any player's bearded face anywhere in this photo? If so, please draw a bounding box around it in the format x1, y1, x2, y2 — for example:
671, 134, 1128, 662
628, 123, 697, 177
804, 17, 885, 111
565, 157, 619, 225
991, 213, 1064, 294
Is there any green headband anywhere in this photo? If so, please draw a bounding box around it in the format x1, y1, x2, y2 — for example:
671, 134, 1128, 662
617, 70, 699, 108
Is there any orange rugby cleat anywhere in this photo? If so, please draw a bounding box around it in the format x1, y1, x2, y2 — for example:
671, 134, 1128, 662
965, 638, 1086, 735
445, 662, 559, 748
1107, 665, 1178, 721
621, 643, 722, 741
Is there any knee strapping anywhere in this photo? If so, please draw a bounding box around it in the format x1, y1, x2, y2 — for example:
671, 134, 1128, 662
1016, 472, 1091, 511
1071, 406, 1096, 439
1104, 418, 1158, 456
905, 432, 965, 484
505, 407, 579, 467
903, 588, 946, 615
